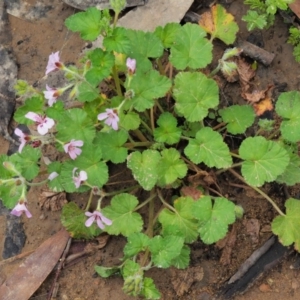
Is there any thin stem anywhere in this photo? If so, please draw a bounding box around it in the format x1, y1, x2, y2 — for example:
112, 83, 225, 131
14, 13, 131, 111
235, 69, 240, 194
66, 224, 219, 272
140, 119, 153, 135
230, 152, 242, 159
215, 162, 243, 175
85, 189, 94, 211
156, 58, 165, 76
155, 100, 164, 113
112, 66, 122, 97
228, 168, 285, 216
208, 62, 221, 78
150, 107, 155, 132
134, 193, 156, 211
212, 122, 226, 131
105, 185, 140, 197
133, 129, 148, 142
124, 141, 153, 149
157, 190, 176, 213
25, 179, 49, 186
266, 129, 280, 140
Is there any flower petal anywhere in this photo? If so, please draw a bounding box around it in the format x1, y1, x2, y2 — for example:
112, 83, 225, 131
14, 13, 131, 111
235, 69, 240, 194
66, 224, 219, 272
85, 216, 95, 227
96, 217, 105, 230
25, 112, 40, 122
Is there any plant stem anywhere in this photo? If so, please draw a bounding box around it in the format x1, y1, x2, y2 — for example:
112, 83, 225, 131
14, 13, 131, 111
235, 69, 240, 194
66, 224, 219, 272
156, 58, 165, 76
112, 66, 122, 97
85, 189, 94, 211
105, 185, 140, 197
230, 152, 241, 159
140, 119, 153, 135
155, 100, 164, 113
150, 107, 155, 132
157, 190, 176, 213
133, 129, 148, 142
266, 129, 280, 140
215, 162, 243, 175
134, 193, 156, 211
208, 62, 221, 78
228, 168, 285, 216
213, 122, 226, 131
124, 141, 153, 149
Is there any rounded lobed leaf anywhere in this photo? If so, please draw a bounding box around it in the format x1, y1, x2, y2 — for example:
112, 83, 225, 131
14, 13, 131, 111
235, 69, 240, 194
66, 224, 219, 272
173, 72, 219, 122
184, 127, 232, 168
170, 23, 212, 70
239, 136, 290, 186
219, 105, 255, 134
275, 91, 300, 142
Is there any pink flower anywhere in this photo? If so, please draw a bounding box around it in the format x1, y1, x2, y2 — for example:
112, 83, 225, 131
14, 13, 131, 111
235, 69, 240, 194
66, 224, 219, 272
45, 51, 63, 75
72, 167, 87, 188
98, 109, 119, 130
63, 139, 83, 160
25, 112, 55, 135
14, 128, 29, 153
126, 57, 136, 75
48, 172, 59, 181
85, 211, 112, 230
43, 84, 59, 106
11, 201, 32, 218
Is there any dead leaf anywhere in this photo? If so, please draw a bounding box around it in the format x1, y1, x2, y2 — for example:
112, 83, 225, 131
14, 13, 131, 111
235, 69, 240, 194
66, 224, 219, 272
198, 10, 215, 34
237, 58, 256, 93
0, 229, 70, 300
39, 189, 68, 211
243, 218, 260, 245
170, 266, 204, 296
253, 97, 273, 116
289, 0, 300, 19
181, 186, 202, 200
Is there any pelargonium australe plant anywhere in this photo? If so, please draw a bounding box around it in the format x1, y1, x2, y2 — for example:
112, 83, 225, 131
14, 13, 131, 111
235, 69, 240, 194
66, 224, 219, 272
2, 0, 300, 298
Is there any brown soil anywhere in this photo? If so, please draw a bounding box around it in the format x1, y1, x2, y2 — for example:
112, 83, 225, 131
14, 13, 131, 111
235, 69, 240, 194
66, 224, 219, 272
1, 1, 300, 299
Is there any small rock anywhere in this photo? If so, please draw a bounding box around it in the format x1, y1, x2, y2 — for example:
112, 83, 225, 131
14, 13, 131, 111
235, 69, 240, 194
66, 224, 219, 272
259, 283, 271, 293
291, 279, 299, 290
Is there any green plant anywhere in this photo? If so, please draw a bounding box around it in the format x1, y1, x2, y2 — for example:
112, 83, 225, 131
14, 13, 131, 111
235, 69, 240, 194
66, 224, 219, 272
1, 1, 300, 298
242, 0, 293, 30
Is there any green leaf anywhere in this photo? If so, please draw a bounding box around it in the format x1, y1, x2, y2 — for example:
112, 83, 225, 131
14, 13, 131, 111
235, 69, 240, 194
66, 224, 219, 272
239, 136, 290, 186
60, 162, 90, 193
128, 70, 171, 112
219, 105, 255, 134
123, 233, 150, 258
77, 82, 100, 102
272, 198, 300, 250
0, 181, 24, 209
72, 144, 108, 188
154, 23, 181, 48
199, 4, 239, 44
173, 72, 219, 122
124, 29, 164, 58
85, 48, 115, 85
103, 27, 131, 53
292, 43, 300, 63
276, 153, 300, 186
56, 108, 95, 143
122, 259, 141, 278
102, 193, 143, 236
242, 10, 267, 31
45, 100, 65, 121
10, 146, 41, 180
153, 112, 181, 145
141, 277, 161, 299
61, 202, 101, 239
184, 127, 232, 168
0, 155, 14, 179
170, 23, 212, 70
95, 130, 128, 164
14, 96, 44, 124
65, 7, 108, 41
149, 235, 184, 268
94, 265, 120, 278
276, 91, 300, 142
193, 196, 236, 244
159, 197, 198, 243
157, 148, 187, 186
119, 111, 140, 131
47, 162, 64, 192
127, 150, 161, 191
170, 245, 191, 269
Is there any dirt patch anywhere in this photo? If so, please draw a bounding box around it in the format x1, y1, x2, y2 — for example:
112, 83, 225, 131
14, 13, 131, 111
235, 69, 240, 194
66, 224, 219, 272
1, 1, 300, 299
